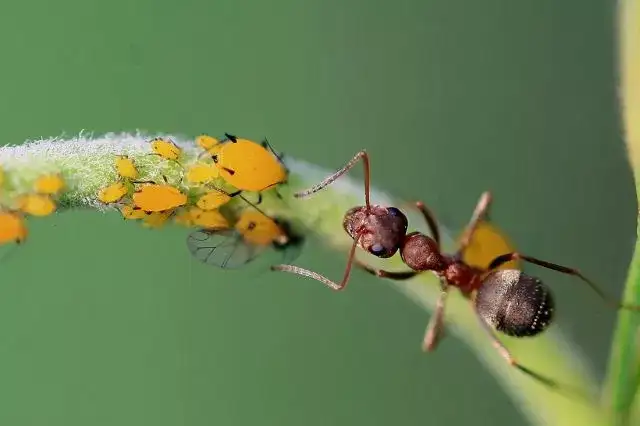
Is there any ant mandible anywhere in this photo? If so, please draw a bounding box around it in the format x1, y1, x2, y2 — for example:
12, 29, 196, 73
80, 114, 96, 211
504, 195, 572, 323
271, 150, 640, 388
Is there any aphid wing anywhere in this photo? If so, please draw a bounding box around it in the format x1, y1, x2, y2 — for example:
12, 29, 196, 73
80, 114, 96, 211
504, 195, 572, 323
187, 229, 265, 269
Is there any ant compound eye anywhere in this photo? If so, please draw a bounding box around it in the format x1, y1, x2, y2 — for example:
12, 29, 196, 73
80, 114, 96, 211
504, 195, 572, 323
369, 243, 386, 257
387, 207, 401, 217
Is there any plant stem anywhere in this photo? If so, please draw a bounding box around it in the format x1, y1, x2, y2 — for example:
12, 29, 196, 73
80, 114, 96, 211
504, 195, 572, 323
0, 133, 606, 425
603, 0, 640, 423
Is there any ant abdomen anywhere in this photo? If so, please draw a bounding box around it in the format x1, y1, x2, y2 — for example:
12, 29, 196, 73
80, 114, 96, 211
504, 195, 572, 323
475, 269, 555, 338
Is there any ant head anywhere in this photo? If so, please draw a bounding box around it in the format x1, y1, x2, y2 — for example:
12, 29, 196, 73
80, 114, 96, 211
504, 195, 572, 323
475, 269, 555, 337
343, 205, 408, 258
399, 232, 445, 271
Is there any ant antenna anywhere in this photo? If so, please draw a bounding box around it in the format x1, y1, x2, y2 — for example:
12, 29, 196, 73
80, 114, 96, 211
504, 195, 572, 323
294, 150, 371, 210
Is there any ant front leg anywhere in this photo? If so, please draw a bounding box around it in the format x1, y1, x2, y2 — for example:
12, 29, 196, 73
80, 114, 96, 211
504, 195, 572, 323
456, 191, 492, 258
354, 259, 420, 280
422, 278, 449, 352
488, 252, 640, 311
271, 234, 362, 291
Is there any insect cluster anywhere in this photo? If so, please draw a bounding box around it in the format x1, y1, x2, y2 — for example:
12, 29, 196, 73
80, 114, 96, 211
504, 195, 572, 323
94, 133, 304, 268
0, 167, 65, 251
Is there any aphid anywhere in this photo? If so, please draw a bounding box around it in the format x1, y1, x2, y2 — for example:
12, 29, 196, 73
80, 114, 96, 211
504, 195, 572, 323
174, 209, 195, 227
115, 155, 139, 180
34, 173, 65, 195
132, 178, 187, 212
150, 137, 182, 161
187, 209, 304, 269
0, 210, 28, 244
185, 163, 219, 185
196, 189, 237, 211
119, 204, 147, 220
142, 211, 173, 229
208, 133, 287, 192
271, 150, 640, 388
16, 194, 56, 217
189, 207, 230, 230
458, 220, 519, 271
196, 134, 220, 151
97, 182, 129, 204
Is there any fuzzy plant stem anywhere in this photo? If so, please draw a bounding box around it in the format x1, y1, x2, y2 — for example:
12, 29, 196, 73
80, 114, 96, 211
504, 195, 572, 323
0, 132, 606, 426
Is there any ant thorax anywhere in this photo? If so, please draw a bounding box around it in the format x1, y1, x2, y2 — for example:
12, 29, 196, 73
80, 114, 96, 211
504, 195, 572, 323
441, 257, 484, 295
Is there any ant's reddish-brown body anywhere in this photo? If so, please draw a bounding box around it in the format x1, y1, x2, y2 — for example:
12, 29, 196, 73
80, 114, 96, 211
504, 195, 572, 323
271, 150, 640, 387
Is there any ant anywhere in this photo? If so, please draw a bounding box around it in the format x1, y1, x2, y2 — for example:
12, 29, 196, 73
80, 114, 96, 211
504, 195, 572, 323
272, 150, 640, 388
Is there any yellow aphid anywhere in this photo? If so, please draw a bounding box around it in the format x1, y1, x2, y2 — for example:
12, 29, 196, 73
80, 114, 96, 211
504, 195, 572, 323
173, 210, 195, 227
16, 194, 57, 217
34, 173, 65, 195
98, 182, 129, 204
213, 135, 286, 192
142, 211, 172, 228
0, 211, 27, 244
196, 134, 220, 151
132, 184, 187, 212
115, 155, 139, 180
120, 204, 147, 220
186, 163, 219, 184
190, 207, 229, 230
458, 220, 520, 270
196, 190, 232, 210
151, 137, 182, 161
235, 210, 286, 246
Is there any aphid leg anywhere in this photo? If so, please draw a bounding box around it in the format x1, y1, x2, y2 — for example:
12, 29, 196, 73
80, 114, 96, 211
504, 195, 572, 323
271, 235, 361, 291
237, 193, 271, 220
456, 191, 492, 258
353, 259, 420, 280
488, 252, 640, 311
294, 150, 371, 209
414, 201, 441, 249
274, 187, 284, 200
224, 133, 238, 142
422, 278, 449, 352
472, 301, 560, 389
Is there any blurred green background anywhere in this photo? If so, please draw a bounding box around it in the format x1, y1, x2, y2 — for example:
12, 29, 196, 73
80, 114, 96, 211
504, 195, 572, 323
0, 0, 635, 425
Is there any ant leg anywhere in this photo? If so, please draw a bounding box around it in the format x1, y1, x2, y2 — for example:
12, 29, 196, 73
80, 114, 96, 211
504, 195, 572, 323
488, 253, 640, 311
423, 279, 449, 352
456, 191, 492, 257
354, 259, 420, 280
271, 235, 362, 291
413, 201, 441, 249
472, 301, 560, 388
294, 150, 372, 209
